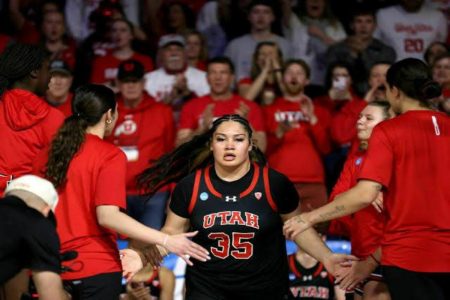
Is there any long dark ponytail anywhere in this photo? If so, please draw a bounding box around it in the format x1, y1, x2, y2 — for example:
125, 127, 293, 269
46, 84, 116, 187
0, 43, 47, 97
137, 114, 266, 196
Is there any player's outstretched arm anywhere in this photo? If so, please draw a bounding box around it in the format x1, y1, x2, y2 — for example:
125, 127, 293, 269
283, 180, 381, 239
281, 210, 358, 276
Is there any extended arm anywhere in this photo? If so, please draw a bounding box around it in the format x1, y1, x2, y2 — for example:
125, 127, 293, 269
284, 180, 381, 239
97, 206, 208, 264
281, 209, 357, 276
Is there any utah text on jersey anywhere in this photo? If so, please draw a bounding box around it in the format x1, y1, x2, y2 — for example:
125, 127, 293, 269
203, 211, 260, 229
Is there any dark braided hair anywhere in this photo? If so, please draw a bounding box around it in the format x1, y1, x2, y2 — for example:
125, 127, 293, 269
46, 84, 116, 187
137, 114, 266, 196
0, 43, 48, 96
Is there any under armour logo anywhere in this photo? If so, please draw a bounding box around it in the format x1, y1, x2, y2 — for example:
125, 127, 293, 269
225, 196, 237, 202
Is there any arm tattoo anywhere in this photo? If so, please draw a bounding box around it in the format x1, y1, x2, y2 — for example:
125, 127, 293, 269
318, 205, 345, 222
295, 215, 306, 224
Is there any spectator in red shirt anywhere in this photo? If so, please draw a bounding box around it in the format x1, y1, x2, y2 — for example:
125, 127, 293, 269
284, 58, 450, 300
176, 56, 267, 152
44, 84, 209, 299
316, 62, 367, 148
106, 60, 175, 230
8, 0, 61, 45
91, 18, 154, 91
0, 43, 64, 194
263, 59, 331, 212
45, 59, 74, 117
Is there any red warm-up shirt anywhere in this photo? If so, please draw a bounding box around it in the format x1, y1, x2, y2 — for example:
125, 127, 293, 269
0, 89, 64, 193
57, 134, 127, 279
90, 51, 154, 85
263, 97, 331, 183
106, 93, 175, 195
314, 94, 367, 147
329, 150, 385, 258
359, 110, 450, 272
178, 94, 265, 132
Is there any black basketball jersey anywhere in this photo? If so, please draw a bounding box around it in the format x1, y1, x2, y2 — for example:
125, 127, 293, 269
170, 163, 299, 297
288, 254, 335, 300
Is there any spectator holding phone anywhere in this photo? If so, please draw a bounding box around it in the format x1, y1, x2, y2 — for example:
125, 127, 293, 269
314, 62, 366, 190
315, 62, 366, 148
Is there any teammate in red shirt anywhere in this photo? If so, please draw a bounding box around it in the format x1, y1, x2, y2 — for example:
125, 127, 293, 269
284, 58, 450, 300
263, 59, 331, 211
44, 84, 209, 299
0, 43, 64, 193
106, 60, 175, 229
90, 19, 154, 90
328, 101, 393, 299
177, 56, 267, 152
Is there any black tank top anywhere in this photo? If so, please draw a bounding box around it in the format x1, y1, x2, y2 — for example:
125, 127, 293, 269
185, 163, 291, 293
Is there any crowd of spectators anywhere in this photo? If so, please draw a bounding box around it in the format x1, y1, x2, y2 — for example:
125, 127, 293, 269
0, 0, 449, 298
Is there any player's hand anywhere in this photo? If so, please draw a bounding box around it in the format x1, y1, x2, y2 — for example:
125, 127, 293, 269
335, 257, 377, 290
283, 213, 313, 240
120, 248, 144, 281
323, 253, 359, 277
372, 192, 383, 213
126, 282, 152, 300
162, 231, 210, 266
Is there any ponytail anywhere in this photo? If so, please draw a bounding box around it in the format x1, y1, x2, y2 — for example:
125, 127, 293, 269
46, 84, 116, 187
137, 133, 213, 195
46, 116, 88, 187
387, 58, 442, 104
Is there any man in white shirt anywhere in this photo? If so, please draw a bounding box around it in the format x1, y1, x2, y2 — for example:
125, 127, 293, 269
144, 34, 210, 111
375, 0, 447, 61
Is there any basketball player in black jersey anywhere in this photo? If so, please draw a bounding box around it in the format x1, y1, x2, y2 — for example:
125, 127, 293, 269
123, 114, 356, 300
